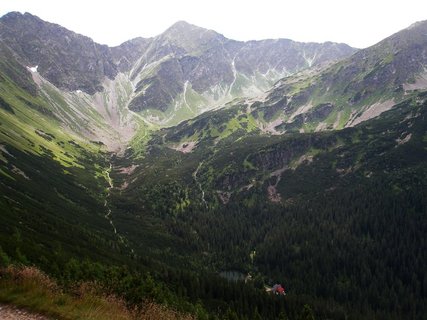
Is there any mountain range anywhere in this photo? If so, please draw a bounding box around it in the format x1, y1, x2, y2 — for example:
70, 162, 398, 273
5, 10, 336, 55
0, 11, 426, 320
0, 12, 355, 133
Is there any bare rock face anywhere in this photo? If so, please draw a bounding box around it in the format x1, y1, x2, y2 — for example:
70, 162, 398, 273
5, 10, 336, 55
111, 37, 152, 73
0, 12, 118, 94
130, 58, 185, 112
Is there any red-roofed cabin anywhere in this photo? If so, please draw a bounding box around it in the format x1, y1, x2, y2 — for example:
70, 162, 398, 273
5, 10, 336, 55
272, 284, 286, 295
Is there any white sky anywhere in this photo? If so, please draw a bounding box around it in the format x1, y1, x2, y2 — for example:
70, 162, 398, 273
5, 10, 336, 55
1, 0, 427, 48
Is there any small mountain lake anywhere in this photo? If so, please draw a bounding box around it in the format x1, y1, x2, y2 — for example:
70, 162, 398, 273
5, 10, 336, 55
219, 270, 246, 282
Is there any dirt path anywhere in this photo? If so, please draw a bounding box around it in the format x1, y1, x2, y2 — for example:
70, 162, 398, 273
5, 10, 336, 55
104, 163, 135, 257
0, 304, 51, 320
193, 161, 208, 208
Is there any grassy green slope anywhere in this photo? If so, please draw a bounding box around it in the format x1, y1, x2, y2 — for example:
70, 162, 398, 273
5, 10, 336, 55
122, 90, 427, 211
0, 48, 133, 270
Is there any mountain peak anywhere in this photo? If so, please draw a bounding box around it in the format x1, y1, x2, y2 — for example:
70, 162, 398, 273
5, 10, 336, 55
168, 20, 196, 30
160, 20, 223, 53
163, 20, 214, 35
0, 11, 39, 22
406, 19, 427, 30
162, 20, 217, 39
0, 11, 25, 24
0, 11, 22, 18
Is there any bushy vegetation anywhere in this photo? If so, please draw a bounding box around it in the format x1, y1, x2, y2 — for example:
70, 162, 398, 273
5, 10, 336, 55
0, 264, 195, 320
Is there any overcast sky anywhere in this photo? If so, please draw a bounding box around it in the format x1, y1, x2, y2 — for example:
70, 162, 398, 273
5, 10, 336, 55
1, 0, 426, 48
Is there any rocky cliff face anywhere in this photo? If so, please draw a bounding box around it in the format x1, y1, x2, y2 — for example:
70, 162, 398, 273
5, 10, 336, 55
0, 12, 118, 94
0, 41, 38, 95
111, 37, 152, 73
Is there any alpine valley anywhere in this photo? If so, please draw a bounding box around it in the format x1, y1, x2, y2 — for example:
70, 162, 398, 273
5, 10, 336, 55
0, 11, 426, 320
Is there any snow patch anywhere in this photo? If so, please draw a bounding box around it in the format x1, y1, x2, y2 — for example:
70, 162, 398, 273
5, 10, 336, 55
302, 51, 317, 67
27, 65, 38, 73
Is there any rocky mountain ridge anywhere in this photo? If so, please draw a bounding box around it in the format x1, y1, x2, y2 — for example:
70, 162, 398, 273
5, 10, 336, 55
0, 12, 356, 128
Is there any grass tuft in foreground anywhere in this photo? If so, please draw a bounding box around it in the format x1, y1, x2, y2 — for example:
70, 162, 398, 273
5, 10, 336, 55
0, 265, 194, 320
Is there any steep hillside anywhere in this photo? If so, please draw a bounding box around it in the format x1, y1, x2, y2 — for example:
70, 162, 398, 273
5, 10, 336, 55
249, 19, 427, 133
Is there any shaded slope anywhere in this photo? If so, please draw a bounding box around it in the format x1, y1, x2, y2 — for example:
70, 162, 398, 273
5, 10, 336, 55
0, 12, 119, 94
